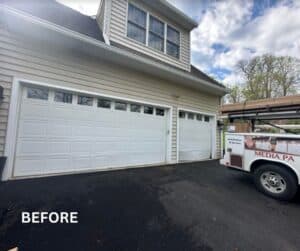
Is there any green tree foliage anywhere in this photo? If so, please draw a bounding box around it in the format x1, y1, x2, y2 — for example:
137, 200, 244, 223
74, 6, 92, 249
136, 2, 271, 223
226, 54, 300, 103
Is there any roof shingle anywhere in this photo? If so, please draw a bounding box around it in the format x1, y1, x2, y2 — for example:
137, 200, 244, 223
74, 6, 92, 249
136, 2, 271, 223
3, 0, 104, 42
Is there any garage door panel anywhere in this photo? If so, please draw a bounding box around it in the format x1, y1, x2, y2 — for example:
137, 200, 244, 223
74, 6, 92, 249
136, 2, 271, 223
13, 86, 168, 177
179, 111, 213, 162
14, 158, 44, 176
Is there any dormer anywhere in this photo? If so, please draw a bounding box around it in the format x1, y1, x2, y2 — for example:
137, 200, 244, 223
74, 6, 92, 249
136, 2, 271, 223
97, 0, 198, 72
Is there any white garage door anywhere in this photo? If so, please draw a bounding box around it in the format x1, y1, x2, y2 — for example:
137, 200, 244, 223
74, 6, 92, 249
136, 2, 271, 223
13, 85, 169, 177
178, 110, 213, 161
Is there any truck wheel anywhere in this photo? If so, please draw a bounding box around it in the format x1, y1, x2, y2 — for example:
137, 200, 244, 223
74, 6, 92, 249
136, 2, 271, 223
254, 164, 298, 201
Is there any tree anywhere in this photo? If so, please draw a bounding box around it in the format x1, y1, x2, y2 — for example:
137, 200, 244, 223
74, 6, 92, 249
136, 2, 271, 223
236, 54, 299, 101
226, 85, 243, 103
273, 56, 299, 96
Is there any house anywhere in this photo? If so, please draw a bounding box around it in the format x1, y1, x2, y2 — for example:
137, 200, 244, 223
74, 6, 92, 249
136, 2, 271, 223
0, 0, 227, 180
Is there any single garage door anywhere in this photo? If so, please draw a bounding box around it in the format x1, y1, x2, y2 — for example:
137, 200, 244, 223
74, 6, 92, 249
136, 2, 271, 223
178, 110, 213, 161
13, 85, 169, 177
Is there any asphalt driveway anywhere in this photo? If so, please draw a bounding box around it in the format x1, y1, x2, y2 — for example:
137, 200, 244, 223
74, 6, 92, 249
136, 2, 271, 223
1, 160, 300, 251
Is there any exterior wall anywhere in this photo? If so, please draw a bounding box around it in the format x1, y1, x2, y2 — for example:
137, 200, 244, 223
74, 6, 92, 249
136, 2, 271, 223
0, 27, 221, 162
105, 0, 191, 72
96, 0, 105, 32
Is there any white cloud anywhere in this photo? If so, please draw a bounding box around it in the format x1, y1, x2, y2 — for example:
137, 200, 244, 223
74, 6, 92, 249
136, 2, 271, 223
189, 0, 300, 85
57, 0, 100, 16
191, 0, 253, 54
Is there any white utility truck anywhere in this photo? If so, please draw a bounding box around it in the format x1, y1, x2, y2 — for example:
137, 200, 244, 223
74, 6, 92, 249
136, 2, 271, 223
220, 133, 300, 201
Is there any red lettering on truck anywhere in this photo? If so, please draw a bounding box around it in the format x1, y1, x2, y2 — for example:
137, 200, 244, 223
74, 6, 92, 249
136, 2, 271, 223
255, 151, 295, 162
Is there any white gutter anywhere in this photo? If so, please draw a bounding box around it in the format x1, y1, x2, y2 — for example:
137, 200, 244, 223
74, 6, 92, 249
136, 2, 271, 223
0, 4, 227, 95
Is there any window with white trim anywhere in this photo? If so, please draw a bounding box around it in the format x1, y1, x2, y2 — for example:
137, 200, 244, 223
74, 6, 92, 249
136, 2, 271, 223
167, 25, 180, 59
127, 3, 147, 44
149, 15, 164, 52
127, 3, 180, 59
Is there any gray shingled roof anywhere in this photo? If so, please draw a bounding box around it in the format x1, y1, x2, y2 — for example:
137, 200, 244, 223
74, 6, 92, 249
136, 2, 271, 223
4, 0, 224, 88
3, 0, 104, 42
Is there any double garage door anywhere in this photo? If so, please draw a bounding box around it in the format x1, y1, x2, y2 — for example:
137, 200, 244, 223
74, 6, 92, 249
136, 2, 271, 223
13, 85, 169, 177
11, 84, 214, 178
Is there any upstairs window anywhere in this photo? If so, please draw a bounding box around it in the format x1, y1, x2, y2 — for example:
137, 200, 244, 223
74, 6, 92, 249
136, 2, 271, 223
149, 16, 164, 52
167, 25, 180, 59
127, 4, 147, 44
126, 3, 181, 59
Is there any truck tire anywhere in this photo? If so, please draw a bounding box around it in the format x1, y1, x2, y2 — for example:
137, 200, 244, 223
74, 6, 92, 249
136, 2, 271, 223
253, 164, 298, 201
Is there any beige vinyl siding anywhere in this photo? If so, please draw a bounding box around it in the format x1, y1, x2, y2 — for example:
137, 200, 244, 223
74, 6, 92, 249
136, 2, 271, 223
0, 27, 221, 160
0, 73, 12, 156
96, 0, 105, 32
107, 0, 191, 72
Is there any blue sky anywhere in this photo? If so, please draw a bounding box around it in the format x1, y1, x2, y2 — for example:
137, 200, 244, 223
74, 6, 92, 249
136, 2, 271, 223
59, 0, 300, 86
168, 0, 300, 85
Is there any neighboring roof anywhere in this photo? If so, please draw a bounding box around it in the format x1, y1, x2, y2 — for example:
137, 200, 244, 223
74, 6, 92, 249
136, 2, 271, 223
3, 0, 104, 42
190, 65, 223, 87
111, 41, 224, 88
221, 95, 300, 114
140, 0, 198, 30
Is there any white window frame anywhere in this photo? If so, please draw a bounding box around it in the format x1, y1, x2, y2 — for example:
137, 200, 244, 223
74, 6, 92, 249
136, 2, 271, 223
127, 2, 148, 45
126, 2, 181, 60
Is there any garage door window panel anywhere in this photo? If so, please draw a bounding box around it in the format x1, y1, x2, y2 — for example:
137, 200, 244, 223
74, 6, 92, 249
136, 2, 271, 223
188, 113, 194, 120
54, 91, 72, 104
78, 95, 93, 106
130, 104, 141, 113
204, 116, 210, 122
115, 102, 127, 111
98, 99, 111, 109
156, 108, 165, 116
196, 114, 203, 121
144, 106, 153, 114
27, 87, 49, 100
179, 111, 185, 118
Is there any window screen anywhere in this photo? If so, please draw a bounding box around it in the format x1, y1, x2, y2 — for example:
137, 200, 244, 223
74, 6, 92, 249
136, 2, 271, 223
148, 16, 164, 51
127, 4, 147, 44
167, 25, 180, 58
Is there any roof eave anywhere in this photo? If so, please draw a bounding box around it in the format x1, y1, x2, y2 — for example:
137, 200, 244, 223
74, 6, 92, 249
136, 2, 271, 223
140, 0, 198, 30
1, 4, 226, 96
